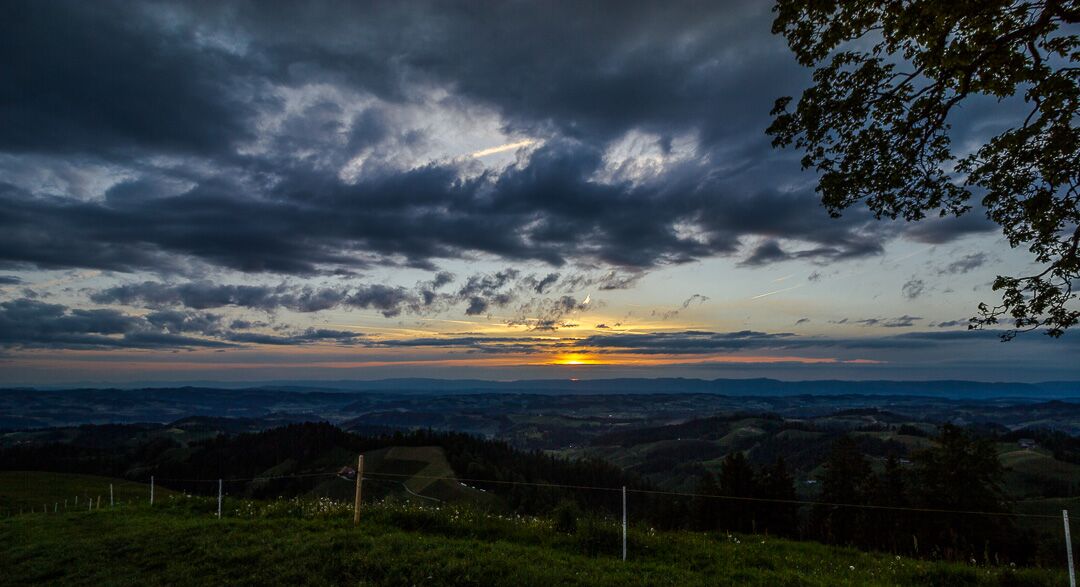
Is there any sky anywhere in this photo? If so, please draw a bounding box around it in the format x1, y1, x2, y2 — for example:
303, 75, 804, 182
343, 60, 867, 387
0, 0, 1076, 385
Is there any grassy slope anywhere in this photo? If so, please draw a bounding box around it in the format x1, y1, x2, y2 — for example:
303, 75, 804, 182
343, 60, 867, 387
0, 471, 174, 514
1, 496, 1067, 585
999, 447, 1080, 497
307, 446, 497, 506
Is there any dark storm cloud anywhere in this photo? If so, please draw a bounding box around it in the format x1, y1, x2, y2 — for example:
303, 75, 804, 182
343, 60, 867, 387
739, 235, 886, 267
573, 330, 802, 354
903, 213, 998, 245
180, 0, 795, 147
224, 328, 363, 346
559, 270, 644, 291
0, 294, 1051, 355
901, 278, 926, 300
681, 294, 709, 308
369, 327, 1039, 356
0, 297, 370, 350
356, 331, 769, 355
89, 269, 586, 321
740, 240, 792, 266
0, 276, 21, 285
92, 281, 287, 311
144, 310, 224, 335
0, 1, 258, 157
229, 319, 268, 330
533, 273, 560, 294
0, 145, 891, 276
372, 335, 553, 355
91, 279, 435, 317
0, 299, 232, 349
938, 253, 989, 275
305, 326, 1070, 355
457, 269, 520, 316
854, 315, 922, 328
507, 295, 590, 331
0, 0, 1006, 282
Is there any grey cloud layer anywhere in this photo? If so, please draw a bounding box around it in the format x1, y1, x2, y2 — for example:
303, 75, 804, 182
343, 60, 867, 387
0, 297, 372, 350
90, 269, 601, 325
0, 299, 232, 350
4, 294, 1069, 358
376, 328, 1078, 356
0, 0, 998, 281
91, 280, 438, 317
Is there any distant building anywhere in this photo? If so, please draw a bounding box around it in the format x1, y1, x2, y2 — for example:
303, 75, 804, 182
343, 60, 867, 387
1018, 438, 1037, 449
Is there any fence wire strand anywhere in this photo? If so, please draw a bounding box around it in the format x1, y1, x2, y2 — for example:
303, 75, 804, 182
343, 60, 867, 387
5, 467, 1070, 521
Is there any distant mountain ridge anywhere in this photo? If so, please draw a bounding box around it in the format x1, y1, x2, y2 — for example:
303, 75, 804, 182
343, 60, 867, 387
10, 377, 1080, 399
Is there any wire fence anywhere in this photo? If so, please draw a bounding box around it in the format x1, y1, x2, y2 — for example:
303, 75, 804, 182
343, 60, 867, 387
3, 466, 1078, 583
360, 470, 1069, 520
4, 467, 1076, 521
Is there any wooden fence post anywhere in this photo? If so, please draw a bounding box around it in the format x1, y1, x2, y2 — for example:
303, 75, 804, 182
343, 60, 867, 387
150, 476, 154, 506
110, 484, 114, 507
1065, 510, 1076, 587
354, 455, 364, 525
622, 485, 627, 562
217, 479, 223, 519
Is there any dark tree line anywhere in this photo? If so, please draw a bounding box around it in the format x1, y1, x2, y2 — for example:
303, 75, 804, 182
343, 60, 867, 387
822, 426, 1037, 563
688, 425, 1054, 563
692, 453, 799, 538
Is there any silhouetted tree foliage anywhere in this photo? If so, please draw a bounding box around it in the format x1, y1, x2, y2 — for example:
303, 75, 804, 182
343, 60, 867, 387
717, 452, 760, 533
811, 436, 875, 546
868, 454, 911, 553
770, 0, 1080, 338
692, 453, 799, 537
907, 424, 1021, 561
758, 457, 799, 537
799, 427, 1035, 563
692, 471, 721, 532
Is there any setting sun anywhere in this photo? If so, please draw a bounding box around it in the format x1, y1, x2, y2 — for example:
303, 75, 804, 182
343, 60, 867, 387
551, 352, 601, 366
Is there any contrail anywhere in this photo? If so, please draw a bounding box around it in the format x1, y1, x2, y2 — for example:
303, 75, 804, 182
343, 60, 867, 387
469, 139, 536, 158
751, 283, 804, 300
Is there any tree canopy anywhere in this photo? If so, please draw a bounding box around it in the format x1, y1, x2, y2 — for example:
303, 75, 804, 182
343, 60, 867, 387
769, 0, 1080, 338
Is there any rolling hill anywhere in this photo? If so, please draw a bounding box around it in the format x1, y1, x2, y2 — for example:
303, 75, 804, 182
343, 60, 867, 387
0, 471, 172, 515
0, 474, 1066, 586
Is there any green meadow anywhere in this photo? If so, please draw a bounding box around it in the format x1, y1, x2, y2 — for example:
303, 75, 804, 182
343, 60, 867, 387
0, 472, 1067, 586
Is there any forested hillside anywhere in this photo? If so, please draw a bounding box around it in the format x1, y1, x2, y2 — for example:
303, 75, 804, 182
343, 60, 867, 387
2, 420, 1077, 569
